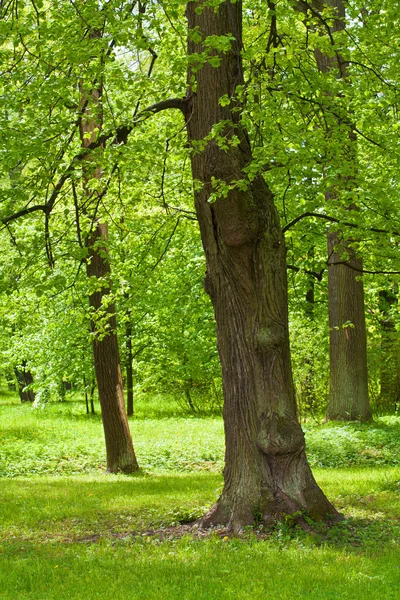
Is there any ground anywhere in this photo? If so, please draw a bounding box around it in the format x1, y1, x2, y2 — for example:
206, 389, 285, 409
0, 391, 399, 599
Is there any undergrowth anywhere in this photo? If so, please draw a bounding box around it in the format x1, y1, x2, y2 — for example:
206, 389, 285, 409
0, 393, 399, 477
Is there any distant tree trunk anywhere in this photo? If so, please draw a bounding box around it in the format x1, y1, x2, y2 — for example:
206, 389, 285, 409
84, 381, 90, 415
14, 364, 35, 403
125, 318, 134, 416
85, 224, 138, 470
83, 373, 90, 414
185, 0, 338, 529
326, 233, 371, 420
379, 289, 400, 413
79, 29, 138, 473
90, 379, 96, 415
299, 249, 317, 419
296, 0, 371, 421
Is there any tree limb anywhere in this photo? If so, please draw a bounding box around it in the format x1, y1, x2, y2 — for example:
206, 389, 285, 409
1, 96, 188, 226
287, 263, 325, 280
282, 211, 400, 237
328, 261, 400, 276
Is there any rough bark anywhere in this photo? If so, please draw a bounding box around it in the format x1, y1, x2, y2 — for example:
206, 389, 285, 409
185, 1, 339, 530
79, 30, 138, 473
298, 0, 371, 421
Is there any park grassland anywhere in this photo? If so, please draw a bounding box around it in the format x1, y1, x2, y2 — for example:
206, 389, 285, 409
1, 392, 400, 599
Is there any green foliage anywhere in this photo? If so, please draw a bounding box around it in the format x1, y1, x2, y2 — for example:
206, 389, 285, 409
305, 417, 400, 468
1, 0, 400, 422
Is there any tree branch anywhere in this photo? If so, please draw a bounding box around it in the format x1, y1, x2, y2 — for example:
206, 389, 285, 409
287, 263, 325, 280
282, 211, 400, 237
328, 261, 400, 276
2, 96, 188, 226
2, 203, 48, 225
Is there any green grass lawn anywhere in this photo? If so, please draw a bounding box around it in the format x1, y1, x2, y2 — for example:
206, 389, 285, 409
1, 392, 399, 599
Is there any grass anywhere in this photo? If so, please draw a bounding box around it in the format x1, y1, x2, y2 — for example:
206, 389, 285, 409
1, 390, 400, 598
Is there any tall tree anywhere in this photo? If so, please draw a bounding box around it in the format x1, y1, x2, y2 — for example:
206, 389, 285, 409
79, 29, 138, 473
183, 0, 338, 528
296, 0, 371, 421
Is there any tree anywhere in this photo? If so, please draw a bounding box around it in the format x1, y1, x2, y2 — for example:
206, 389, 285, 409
0, 2, 139, 473
14, 363, 35, 403
182, 0, 338, 528
294, 0, 371, 421
78, 29, 138, 473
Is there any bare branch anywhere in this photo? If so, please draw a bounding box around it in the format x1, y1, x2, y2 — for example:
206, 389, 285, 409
150, 218, 181, 272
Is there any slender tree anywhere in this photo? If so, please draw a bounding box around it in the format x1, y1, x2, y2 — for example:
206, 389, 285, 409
79, 29, 138, 473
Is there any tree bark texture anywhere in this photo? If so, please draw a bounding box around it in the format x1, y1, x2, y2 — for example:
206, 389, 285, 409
185, 1, 338, 529
301, 0, 371, 421
79, 32, 138, 472
85, 224, 138, 472
326, 234, 371, 420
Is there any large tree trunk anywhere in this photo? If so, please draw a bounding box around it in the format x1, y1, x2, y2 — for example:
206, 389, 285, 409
185, 0, 338, 530
298, 0, 371, 421
79, 30, 138, 473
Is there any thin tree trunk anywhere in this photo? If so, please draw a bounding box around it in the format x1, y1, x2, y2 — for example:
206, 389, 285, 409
79, 29, 138, 473
83, 373, 90, 415
379, 289, 400, 413
300, 249, 317, 419
90, 379, 96, 415
15, 364, 35, 403
85, 224, 137, 471
185, 1, 339, 529
125, 318, 134, 416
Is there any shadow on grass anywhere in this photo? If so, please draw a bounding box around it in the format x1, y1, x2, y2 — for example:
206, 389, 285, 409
1, 472, 399, 556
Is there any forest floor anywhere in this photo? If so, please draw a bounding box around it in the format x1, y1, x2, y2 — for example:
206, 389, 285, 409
0, 391, 399, 599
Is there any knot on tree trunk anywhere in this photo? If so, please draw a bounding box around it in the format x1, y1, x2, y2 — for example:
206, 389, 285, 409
203, 271, 215, 299
256, 412, 305, 456
256, 322, 286, 350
